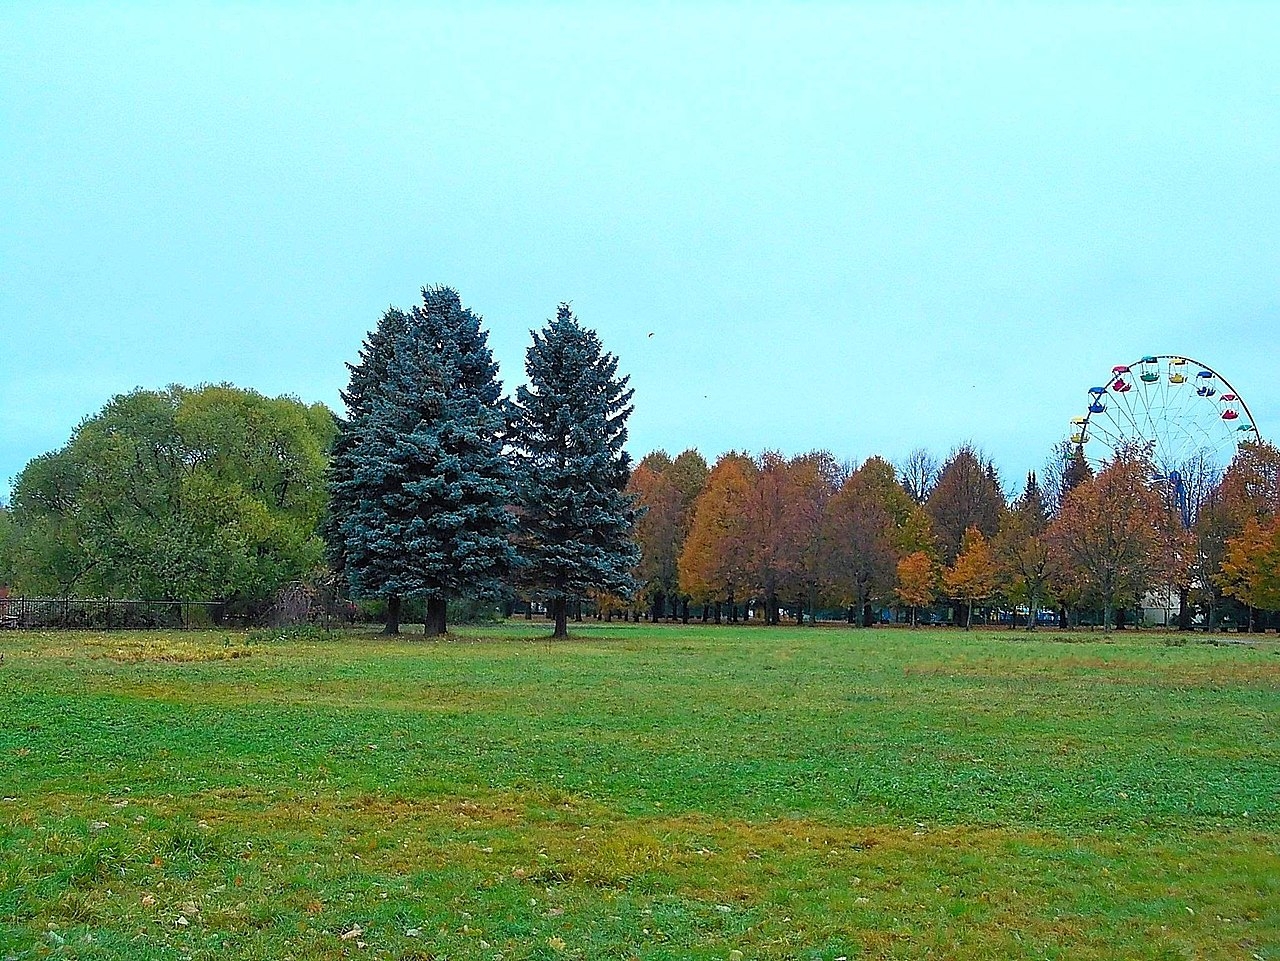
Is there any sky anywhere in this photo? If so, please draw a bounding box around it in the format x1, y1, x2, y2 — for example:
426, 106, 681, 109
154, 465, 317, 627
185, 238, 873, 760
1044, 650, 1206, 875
3, 2, 1278, 499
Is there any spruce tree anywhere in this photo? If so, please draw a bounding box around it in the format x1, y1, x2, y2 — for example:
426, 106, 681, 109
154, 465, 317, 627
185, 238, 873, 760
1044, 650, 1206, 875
326, 307, 410, 631
328, 288, 515, 635
509, 304, 640, 638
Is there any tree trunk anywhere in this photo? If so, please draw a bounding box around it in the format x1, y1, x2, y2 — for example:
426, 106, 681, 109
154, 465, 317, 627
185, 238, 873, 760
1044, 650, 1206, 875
1026, 593, 1039, 632
964, 599, 973, 631
552, 597, 568, 638
1115, 606, 1126, 631
861, 602, 874, 628
846, 604, 856, 625
911, 605, 917, 628
383, 594, 402, 635
574, 599, 583, 623
682, 598, 690, 623
713, 600, 721, 624
425, 596, 447, 636
1177, 587, 1191, 630
525, 600, 532, 621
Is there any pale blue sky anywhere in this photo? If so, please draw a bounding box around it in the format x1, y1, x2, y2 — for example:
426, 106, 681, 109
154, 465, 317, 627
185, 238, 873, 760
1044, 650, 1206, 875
3, 2, 1278, 497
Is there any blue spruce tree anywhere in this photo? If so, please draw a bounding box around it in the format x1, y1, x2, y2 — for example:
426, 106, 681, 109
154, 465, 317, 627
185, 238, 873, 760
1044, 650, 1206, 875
328, 288, 515, 635
509, 304, 640, 638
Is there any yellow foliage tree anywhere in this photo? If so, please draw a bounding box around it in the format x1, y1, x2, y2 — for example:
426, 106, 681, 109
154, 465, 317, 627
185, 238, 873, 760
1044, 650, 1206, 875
943, 526, 1000, 630
896, 550, 938, 627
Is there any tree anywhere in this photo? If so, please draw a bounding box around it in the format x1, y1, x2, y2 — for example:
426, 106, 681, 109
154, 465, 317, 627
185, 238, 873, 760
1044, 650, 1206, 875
7, 385, 334, 605
994, 472, 1052, 630
926, 445, 1005, 565
1217, 518, 1280, 615
509, 304, 640, 638
776, 451, 840, 625
1042, 440, 1093, 517
0, 504, 12, 586
1046, 454, 1187, 630
898, 447, 939, 505
820, 459, 898, 626
943, 526, 1001, 630
896, 551, 937, 627
627, 454, 679, 619
679, 453, 756, 622
330, 287, 516, 636
628, 448, 709, 621
1197, 442, 1280, 631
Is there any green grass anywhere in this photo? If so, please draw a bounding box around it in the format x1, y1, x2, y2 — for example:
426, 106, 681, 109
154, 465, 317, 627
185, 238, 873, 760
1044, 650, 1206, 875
0, 623, 1276, 960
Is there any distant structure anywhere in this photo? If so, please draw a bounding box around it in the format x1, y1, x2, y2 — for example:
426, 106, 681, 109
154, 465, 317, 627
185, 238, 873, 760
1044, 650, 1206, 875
1067, 354, 1261, 626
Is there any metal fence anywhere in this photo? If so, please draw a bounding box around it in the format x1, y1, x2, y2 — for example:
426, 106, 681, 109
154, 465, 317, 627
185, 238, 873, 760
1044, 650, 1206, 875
0, 597, 237, 630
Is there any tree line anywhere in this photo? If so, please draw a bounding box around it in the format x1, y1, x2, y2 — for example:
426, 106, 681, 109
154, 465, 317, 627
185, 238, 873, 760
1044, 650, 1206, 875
625, 437, 1280, 632
3, 284, 1278, 634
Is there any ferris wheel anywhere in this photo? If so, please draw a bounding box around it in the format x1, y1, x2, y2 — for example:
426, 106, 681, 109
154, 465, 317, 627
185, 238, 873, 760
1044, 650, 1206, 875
1070, 354, 1261, 479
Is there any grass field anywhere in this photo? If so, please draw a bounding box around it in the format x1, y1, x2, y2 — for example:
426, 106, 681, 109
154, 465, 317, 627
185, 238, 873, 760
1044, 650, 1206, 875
0, 623, 1276, 960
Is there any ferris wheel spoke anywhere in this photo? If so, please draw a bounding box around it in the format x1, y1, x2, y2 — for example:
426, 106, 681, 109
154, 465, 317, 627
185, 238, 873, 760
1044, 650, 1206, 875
1073, 355, 1257, 479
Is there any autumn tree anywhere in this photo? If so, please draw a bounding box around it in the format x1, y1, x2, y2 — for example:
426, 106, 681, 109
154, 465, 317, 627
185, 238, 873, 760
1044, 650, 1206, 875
1217, 518, 1280, 616
1200, 441, 1280, 630
896, 551, 938, 627
899, 447, 940, 505
820, 458, 899, 626
628, 452, 680, 618
943, 527, 1001, 629
744, 451, 790, 625
926, 445, 1005, 564
776, 451, 841, 624
629, 450, 710, 621
1046, 454, 1187, 630
994, 471, 1052, 629
678, 453, 756, 622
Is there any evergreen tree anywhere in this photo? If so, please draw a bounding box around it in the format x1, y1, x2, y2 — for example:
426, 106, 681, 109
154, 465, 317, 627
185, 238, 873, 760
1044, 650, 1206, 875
509, 304, 640, 638
328, 288, 515, 635
325, 307, 410, 629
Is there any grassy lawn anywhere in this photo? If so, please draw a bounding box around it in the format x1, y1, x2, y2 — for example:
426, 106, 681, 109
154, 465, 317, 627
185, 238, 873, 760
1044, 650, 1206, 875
0, 622, 1276, 960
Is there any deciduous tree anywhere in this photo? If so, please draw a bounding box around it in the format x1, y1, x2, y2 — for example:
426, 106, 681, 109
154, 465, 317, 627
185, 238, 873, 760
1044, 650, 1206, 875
1046, 454, 1187, 630
1217, 518, 1280, 614
926, 445, 1005, 564
994, 472, 1052, 629
896, 551, 937, 627
944, 526, 1001, 629
8, 385, 334, 605
820, 458, 898, 626
678, 453, 756, 622
898, 447, 939, 505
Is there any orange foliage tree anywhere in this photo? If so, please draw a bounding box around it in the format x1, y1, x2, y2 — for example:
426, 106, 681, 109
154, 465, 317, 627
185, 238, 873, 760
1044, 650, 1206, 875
627, 449, 708, 621
926, 445, 1005, 564
943, 526, 1001, 629
896, 551, 938, 627
994, 471, 1052, 629
820, 458, 901, 626
1046, 454, 1188, 630
1217, 517, 1280, 616
678, 453, 756, 622
774, 451, 840, 625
